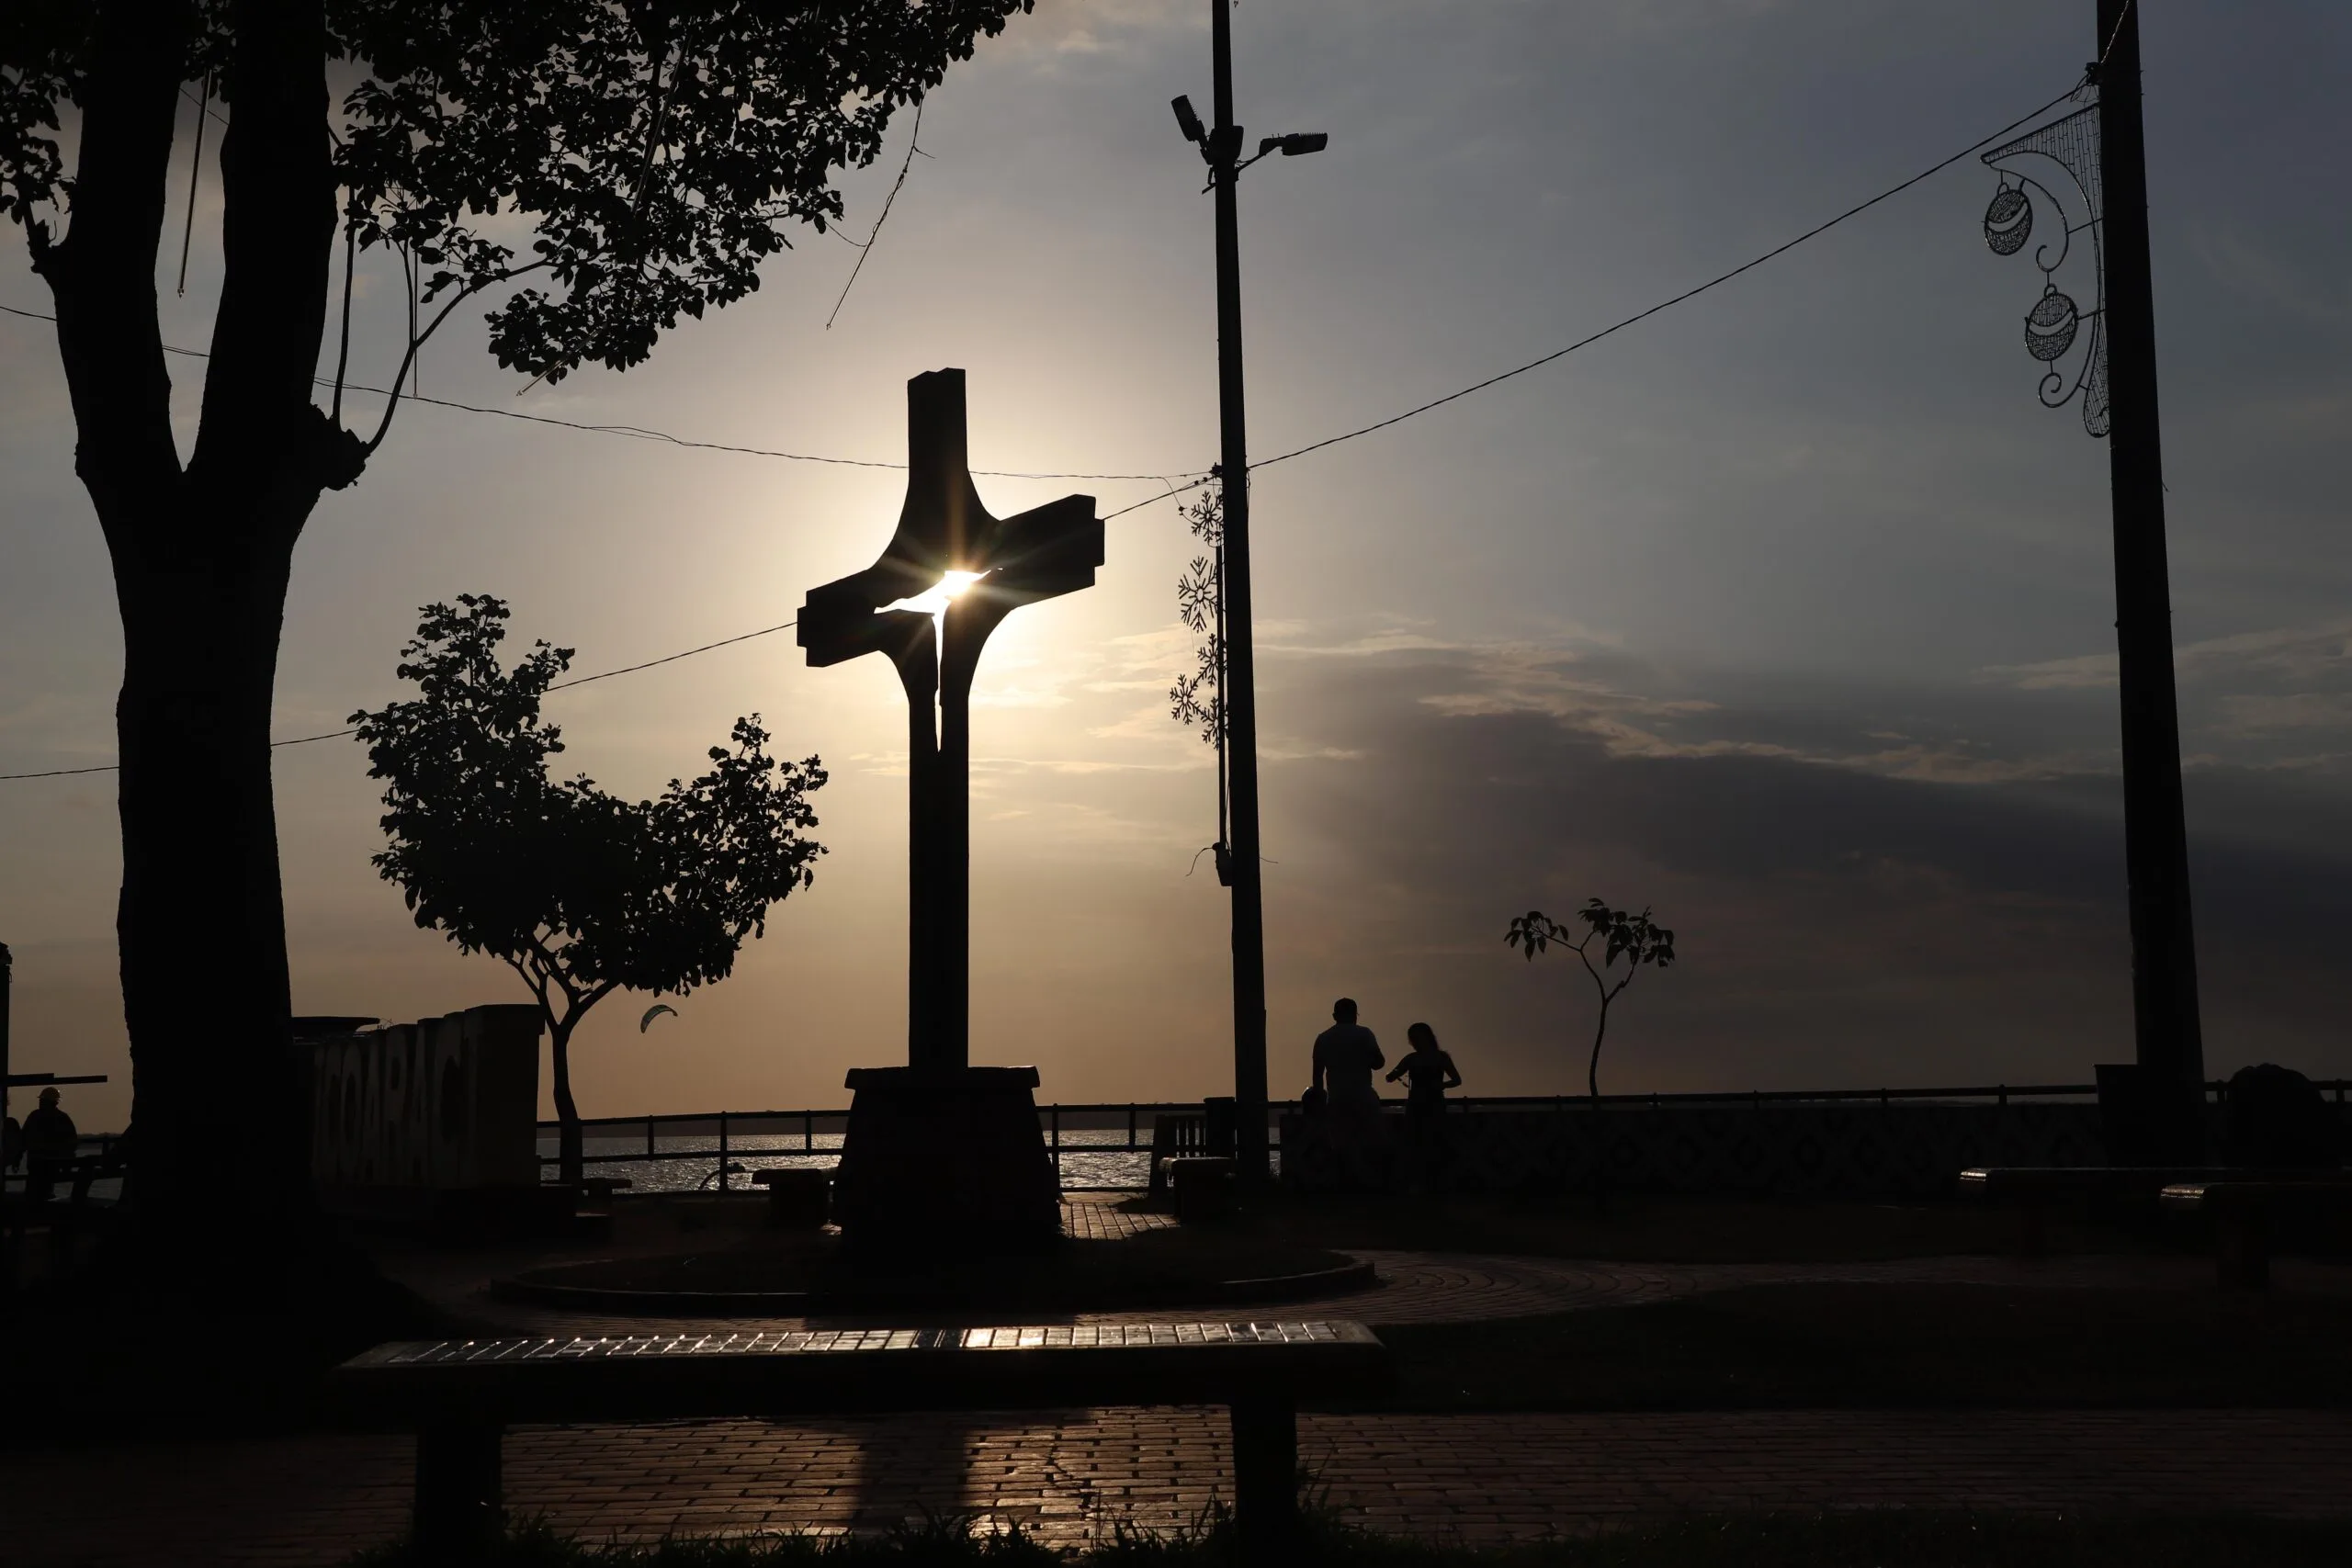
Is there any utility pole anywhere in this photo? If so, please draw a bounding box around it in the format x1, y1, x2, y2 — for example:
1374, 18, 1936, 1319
2097, 0, 2206, 1137
1209, 0, 1270, 1193
1171, 5, 1325, 1190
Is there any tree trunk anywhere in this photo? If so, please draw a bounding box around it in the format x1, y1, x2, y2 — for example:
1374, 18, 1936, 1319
550, 1017, 584, 1188
35, 0, 357, 1275
1586, 1010, 1611, 1214
112, 532, 307, 1248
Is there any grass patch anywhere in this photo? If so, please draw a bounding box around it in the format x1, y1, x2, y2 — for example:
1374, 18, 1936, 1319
348, 1510, 2352, 1566
1373, 1280, 2352, 1409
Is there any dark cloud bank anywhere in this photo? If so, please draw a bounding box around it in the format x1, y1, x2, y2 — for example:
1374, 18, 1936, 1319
1245, 638, 2352, 1097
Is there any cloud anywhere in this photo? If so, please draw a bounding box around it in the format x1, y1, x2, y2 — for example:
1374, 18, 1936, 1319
1977, 618, 2352, 773
998, 0, 1195, 65
1241, 632, 2352, 1091
2193, 229, 2352, 332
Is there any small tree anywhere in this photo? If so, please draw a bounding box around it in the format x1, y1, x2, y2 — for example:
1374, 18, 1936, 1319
1506, 899, 1677, 1103
352, 595, 827, 1185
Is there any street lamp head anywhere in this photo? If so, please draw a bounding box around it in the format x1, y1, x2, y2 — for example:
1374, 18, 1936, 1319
1260, 132, 1329, 157
1171, 95, 1206, 144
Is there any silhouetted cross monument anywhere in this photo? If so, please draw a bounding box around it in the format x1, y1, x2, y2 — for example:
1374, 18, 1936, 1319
798, 368, 1102, 1251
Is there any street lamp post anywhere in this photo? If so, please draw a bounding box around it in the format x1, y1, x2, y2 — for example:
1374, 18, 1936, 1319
1171, 3, 1325, 1190
1977, 3, 2204, 1160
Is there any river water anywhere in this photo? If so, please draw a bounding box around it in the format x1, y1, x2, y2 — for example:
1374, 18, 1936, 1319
542, 1127, 1168, 1193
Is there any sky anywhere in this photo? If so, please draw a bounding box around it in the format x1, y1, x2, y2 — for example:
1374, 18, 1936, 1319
4, 0, 2350, 1134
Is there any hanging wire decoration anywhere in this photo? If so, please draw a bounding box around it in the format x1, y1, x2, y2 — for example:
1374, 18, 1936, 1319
1980, 101, 2109, 437
1170, 474, 1232, 884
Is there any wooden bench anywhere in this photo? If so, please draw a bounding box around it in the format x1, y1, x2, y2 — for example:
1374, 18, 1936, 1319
1957, 1167, 2351, 1256
2160, 1181, 2352, 1289
333, 1318, 1388, 1561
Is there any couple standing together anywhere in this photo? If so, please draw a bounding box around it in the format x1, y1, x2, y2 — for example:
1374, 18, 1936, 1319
1309, 998, 1461, 1123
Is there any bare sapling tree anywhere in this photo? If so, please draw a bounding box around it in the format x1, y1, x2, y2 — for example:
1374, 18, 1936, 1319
352, 596, 827, 1187
1506, 899, 1677, 1103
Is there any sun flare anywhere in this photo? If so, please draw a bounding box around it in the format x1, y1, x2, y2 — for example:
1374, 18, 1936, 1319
885, 569, 988, 618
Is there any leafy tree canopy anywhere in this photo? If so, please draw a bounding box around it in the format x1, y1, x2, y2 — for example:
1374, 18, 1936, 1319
3, 0, 1035, 385
353, 593, 828, 1009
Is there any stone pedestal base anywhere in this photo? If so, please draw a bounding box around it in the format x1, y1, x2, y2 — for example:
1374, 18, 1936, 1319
831, 1066, 1062, 1256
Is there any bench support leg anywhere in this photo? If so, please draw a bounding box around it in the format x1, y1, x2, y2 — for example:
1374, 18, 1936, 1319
1230, 1397, 1297, 1562
415, 1420, 504, 1557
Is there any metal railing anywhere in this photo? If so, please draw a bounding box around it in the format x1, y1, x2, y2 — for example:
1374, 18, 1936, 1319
532, 1101, 1248, 1191
532, 1082, 2352, 1192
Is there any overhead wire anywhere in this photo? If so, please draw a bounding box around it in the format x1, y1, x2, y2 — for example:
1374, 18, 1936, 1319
1248, 79, 2090, 474
0, 621, 807, 781
0, 80, 2093, 786
825, 99, 923, 330
13, 76, 2093, 485
174, 75, 210, 296
0, 303, 1196, 484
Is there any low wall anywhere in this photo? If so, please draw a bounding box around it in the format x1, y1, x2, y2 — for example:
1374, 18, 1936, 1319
306, 1004, 543, 1215
1278, 1101, 2117, 1199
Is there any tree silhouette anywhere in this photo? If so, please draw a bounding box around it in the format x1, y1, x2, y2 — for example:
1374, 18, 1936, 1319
0, 0, 1029, 1251
1506, 899, 1677, 1103
352, 596, 826, 1187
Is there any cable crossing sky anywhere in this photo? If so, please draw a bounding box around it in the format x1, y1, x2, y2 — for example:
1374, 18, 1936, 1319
0, 79, 2087, 785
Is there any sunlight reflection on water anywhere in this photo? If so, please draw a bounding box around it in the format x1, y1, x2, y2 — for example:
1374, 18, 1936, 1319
538, 1128, 1174, 1192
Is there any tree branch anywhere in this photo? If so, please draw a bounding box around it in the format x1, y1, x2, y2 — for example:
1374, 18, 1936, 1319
399, 240, 416, 390
501, 952, 555, 1029
40, 0, 189, 535
1572, 936, 1611, 1010
632, 39, 676, 236
525, 929, 574, 1004
329, 218, 356, 422
361, 261, 550, 455
188, 0, 338, 515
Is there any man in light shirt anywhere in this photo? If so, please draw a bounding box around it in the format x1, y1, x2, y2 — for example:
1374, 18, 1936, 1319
1311, 998, 1385, 1147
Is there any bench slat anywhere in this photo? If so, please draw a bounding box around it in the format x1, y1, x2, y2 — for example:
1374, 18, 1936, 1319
352, 1319, 1369, 1371
333, 1319, 1389, 1425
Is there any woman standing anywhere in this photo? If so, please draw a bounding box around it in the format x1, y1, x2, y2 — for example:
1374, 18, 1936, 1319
1386, 1022, 1462, 1120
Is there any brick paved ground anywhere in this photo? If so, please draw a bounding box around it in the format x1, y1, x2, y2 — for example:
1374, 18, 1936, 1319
462, 1245, 2352, 1341
12, 1409, 2352, 1567
18, 1199, 2352, 1566
1057, 1202, 1175, 1242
